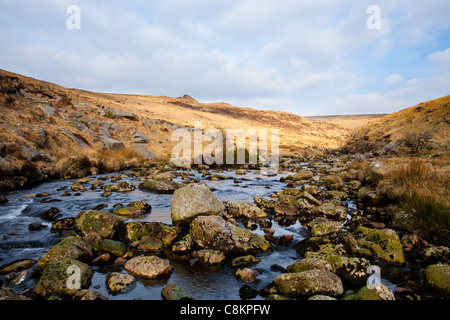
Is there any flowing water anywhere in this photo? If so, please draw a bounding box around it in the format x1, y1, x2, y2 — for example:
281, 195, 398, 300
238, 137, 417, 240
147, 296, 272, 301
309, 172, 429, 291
0, 167, 393, 300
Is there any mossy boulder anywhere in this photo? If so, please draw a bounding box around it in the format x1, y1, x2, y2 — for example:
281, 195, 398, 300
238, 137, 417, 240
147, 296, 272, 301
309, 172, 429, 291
355, 226, 405, 264
424, 264, 450, 296
274, 270, 343, 297
304, 252, 370, 284
119, 221, 181, 246
75, 210, 125, 239
224, 201, 267, 219
189, 215, 271, 254
354, 284, 395, 300
171, 183, 225, 225
35, 236, 94, 273
33, 258, 93, 298
309, 218, 342, 237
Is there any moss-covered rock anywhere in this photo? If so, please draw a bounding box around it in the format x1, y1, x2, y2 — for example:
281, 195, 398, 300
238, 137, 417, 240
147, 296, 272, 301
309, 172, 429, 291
138, 236, 164, 252
317, 202, 347, 220
355, 226, 405, 264
424, 264, 450, 296
119, 221, 181, 246
72, 289, 108, 300
51, 218, 76, 232
224, 201, 267, 219
33, 258, 93, 298
304, 252, 370, 284
106, 272, 136, 294
35, 236, 94, 273
172, 234, 194, 253
274, 270, 343, 297
286, 258, 332, 273
94, 239, 127, 257
189, 215, 271, 254
310, 218, 342, 237
75, 210, 125, 239
354, 284, 395, 300
161, 282, 192, 300
191, 249, 226, 265
230, 255, 260, 267
112, 200, 152, 217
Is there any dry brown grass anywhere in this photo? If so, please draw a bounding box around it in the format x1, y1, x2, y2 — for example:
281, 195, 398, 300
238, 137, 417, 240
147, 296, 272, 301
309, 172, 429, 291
378, 159, 450, 242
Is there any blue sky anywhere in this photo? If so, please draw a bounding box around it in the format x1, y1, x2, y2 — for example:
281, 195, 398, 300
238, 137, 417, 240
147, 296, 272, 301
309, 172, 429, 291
0, 0, 449, 116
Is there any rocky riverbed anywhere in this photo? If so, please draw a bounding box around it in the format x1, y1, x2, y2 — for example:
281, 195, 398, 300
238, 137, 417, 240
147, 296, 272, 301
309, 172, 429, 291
0, 155, 449, 300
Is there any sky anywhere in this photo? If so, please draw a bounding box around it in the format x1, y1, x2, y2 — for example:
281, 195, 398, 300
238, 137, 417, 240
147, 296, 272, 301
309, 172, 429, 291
0, 0, 449, 116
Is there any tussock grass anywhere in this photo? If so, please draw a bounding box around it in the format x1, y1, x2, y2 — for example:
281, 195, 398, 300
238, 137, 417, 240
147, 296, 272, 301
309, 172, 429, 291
378, 159, 450, 242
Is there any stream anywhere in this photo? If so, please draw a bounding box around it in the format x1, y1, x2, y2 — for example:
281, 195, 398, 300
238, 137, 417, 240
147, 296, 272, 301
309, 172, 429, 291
0, 166, 394, 300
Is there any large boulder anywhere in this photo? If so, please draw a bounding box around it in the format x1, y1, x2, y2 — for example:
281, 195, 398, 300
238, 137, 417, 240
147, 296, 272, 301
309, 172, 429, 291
355, 226, 405, 264
35, 236, 94, 273
274, 270, 343, 297
364, 161, 388, 184
99, 136, 125, 150
33, 258, 93, 298
171, 184, 225, 225
75, 210, 125, 239
124, 256, 173, 279
189, 215, 270, 254
424, 264, 450, 296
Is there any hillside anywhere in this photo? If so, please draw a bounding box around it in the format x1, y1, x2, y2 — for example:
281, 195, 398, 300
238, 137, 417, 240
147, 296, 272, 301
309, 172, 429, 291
306, 114, 389, 131
348, 95, 450, 157
0, 69, 352, 191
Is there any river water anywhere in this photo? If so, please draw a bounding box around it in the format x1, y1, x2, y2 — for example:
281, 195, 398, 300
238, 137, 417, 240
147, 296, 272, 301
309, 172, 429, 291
0, 167, 393, 300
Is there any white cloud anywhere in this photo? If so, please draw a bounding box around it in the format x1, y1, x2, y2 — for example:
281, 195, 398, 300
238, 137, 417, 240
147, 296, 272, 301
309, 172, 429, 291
426, 48, 450, 68
384, 73, 403, 84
